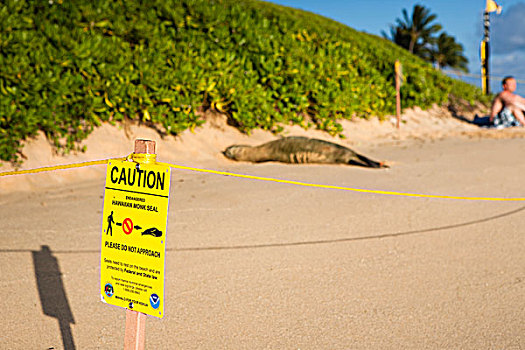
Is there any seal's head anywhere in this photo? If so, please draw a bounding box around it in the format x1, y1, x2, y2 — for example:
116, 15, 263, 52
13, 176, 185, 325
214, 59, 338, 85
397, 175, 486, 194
223, 145, 251, 161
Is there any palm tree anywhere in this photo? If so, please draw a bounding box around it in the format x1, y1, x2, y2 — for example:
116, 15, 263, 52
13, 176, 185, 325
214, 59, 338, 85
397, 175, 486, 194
383, 5, 468, 72
429, 33, 469, 72
382, 26, 412, 52
383, 5, 442, 55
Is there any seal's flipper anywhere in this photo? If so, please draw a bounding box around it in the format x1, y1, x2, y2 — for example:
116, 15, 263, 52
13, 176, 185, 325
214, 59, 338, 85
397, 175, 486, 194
353, 154, 385, 168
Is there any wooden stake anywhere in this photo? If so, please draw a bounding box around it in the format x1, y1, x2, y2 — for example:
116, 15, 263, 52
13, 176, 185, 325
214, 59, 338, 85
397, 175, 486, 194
124, 310, 146, 350
123, 139, 156, 350
134, 139, 156, 155
395, 60, 401, 129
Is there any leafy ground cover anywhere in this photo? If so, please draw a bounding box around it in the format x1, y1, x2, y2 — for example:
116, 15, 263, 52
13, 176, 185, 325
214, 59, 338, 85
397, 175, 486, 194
0, 0, 489, 163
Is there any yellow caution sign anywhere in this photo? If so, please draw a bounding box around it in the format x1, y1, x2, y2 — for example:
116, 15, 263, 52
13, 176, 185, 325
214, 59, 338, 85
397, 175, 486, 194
100, 159, 171, 318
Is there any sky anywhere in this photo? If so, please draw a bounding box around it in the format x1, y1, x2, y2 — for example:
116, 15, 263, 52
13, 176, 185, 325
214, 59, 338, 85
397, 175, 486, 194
266, 0, 525, 95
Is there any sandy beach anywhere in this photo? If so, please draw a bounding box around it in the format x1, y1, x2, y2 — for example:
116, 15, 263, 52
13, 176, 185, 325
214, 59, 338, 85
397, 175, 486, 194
1, 107, 524, 349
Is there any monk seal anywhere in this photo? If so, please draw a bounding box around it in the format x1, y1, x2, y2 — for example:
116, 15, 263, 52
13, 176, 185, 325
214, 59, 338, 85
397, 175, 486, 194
223, 136, 388, 168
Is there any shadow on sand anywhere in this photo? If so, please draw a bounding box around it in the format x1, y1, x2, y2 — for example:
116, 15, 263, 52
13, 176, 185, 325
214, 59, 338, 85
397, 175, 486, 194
172, 204, 525, 252
32, 245, 76, 350
448, 104, 492, 127
3, 205, 521, 257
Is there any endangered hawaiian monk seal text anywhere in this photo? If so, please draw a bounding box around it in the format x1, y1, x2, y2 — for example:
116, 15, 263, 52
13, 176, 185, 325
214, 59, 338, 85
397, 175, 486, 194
223, 136, 388, 168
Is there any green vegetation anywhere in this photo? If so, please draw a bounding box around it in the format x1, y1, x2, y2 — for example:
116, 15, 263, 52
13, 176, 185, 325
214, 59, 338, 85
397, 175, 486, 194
0, 0, 489, 163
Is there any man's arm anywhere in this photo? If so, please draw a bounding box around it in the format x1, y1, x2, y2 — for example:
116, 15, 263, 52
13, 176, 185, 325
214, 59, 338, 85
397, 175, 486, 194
501, 93, 525, 114
490, 94, 503, 122
513, 110, 525, 126
514, 94, 525, 111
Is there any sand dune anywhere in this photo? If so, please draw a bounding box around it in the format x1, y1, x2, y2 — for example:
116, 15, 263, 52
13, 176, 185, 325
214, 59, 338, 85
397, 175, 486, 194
2, 105, 525, 193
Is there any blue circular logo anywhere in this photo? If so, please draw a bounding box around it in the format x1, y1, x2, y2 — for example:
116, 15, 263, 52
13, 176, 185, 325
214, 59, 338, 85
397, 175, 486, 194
150, 293, 160, 309
104, 283, 114, 297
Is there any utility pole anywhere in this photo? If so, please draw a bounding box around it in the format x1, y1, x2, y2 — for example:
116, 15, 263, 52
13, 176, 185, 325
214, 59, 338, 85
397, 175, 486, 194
482, 0, 502, 95
482, 10, 490, 95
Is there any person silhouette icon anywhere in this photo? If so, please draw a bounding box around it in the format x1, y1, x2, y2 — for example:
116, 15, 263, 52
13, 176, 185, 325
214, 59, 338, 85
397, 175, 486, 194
107, 211, 115, 236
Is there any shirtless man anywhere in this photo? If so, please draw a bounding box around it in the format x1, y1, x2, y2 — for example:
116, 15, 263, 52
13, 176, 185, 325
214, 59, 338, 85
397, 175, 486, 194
490, 76, 525, 127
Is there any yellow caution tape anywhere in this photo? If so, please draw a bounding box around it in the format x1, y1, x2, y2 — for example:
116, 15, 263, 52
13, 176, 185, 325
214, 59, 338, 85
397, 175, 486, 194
0, 157, 126, 177
1, 156, 524, 201
156, 162, 525, 201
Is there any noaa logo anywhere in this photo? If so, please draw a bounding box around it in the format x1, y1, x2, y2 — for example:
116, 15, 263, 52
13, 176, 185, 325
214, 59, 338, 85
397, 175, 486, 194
104, 283, 114, 297
150, 293, 160, 309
